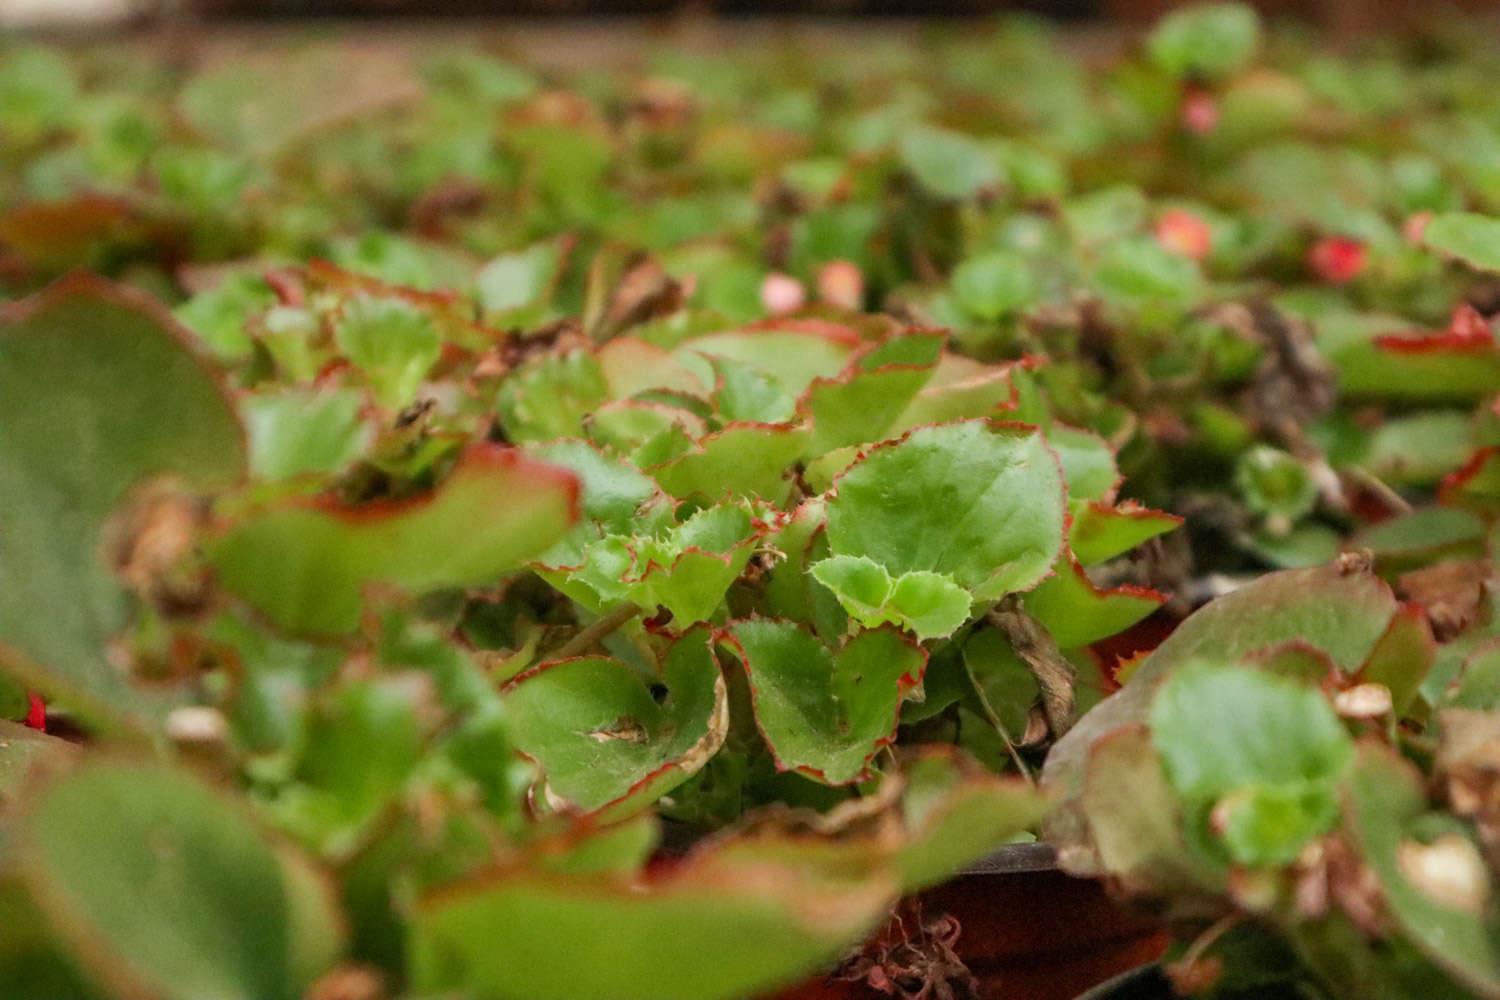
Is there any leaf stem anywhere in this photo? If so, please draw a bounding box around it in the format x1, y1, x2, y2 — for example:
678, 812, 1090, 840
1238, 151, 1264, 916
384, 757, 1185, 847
989, 597, 1075, 739
550, 601, 643, 660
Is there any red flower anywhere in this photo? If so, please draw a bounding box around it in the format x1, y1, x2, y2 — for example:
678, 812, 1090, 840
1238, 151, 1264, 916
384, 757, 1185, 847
24, 691, 44, 731
1308, 236, 1367, 284
1374, 303, 1495, 354
1154, 209, 1213, 261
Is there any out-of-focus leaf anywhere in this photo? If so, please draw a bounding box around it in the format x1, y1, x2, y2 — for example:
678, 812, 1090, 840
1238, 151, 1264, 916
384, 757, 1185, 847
1345, 743, 1500, 997
896, 748, 1050, 891
243, 387, 371, 480
899, 124, 1001, 201
1424, 212, 1500, 273
410, 834, 893, 1000
1147, 3, 1261, 82
211, 444, 578, 634
16, 759, 342, 1000
0, 276, 246, 732
1046, 563, 1401, 867
333, 295, 443, 410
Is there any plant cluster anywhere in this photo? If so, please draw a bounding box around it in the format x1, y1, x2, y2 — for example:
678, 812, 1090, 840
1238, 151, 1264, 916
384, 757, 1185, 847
0, 3, 1499, 999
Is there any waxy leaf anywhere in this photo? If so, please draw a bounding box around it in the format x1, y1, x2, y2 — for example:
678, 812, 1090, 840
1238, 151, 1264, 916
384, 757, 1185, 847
212, 444, 578, 634
0, 276, 246, 731
681, 321, 859, 396
410, 836, 892, 1000
503, 629, 728, 819
824, 420, 1066, 600
16, 759, 342, 1000
724, 620, 926, 784
810, 555, 972, 640
648, 422, 810, 503
799, 332, 943, 456
1023, 558, 1164, 649
547, 502, 764, 626
1069, 502, 1182, 566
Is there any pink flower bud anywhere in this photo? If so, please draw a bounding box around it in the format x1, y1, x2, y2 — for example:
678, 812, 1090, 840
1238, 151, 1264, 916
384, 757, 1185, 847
1180, 86, 1220, 135
760, 272, 806, 316
816, 260, 864, 311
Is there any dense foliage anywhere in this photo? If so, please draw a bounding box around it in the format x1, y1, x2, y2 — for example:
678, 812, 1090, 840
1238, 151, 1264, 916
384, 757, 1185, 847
1, 4, 1499, 998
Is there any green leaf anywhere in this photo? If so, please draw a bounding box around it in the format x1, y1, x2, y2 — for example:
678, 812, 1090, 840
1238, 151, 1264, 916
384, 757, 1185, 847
1023, 558, 1164, 649
1345, 743, 1500, 997
503, 628, 729, 819
1236, 445, 1318, 521
476, 238, 567, 321
1076, 724, 1219, 893
899, 124, 1002, 201
410, 836, 893, 1000
528, 440, 664, 570
211, 444, 578, 634
824, 420, 1066, 600
1049, 424, 1121, 504
962, 628, 1040, 738
951, 251, 1037, 321
1046, 562, 1401, 865
16, 759, 341, 1000
243, 387, 370, 480
1147, 3, 1262, 82
269, 678, 426, 855
889, 355, 1021, 433
549, 502, 763, 625
896, 748, 1050, 891
725, 620, 925, 784
1150, 662, 1352, 866
0, 277, 246, 732
333, 295, 443, 410
809, 555, 972, 641
799, 333, 943, 455
1424, 212, 1500, 273
174, 272, 275, 362
648, 422, 810, 503
497, 350, 610, 443
1069, 502, 1182, 566
681, 322, 858, 396
1355, 506, 1488, 571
